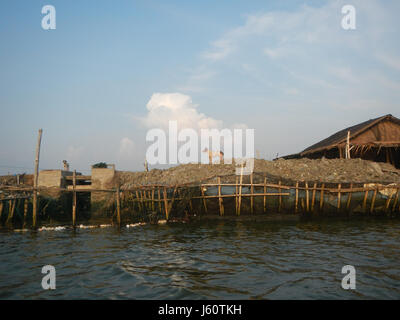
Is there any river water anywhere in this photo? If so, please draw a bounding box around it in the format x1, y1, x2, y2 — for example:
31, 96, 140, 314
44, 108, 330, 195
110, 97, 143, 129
0, 218, 399, 299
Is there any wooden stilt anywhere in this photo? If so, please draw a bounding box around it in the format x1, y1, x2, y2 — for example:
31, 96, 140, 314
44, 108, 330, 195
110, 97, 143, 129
295, 181, 299, 213
157, 188, 161, 213
311, 182, 317, 212
346, 183, 353, 212
337, 183, 341, 211
305, 182, 309, 212
218, 177, 224, 216
6, 199, 16, 225
116, 185, 121, 226
23, 199, 28, 227
200, 185, 208, 214
385, 191, 393, 213
72, 170, 77, 227
370, 188, 377, 213
235, 176, 238, 215
32, 128, 43, 229
278, 181, 282, 212
362, 189, 369, 212
0, 201, 4, 223
250, 174, 254, 214
238, 164, 244, 215
263, 177, 267, 213
135, 190, 141, 212
392, 189, 399, 212
163, 187, 169, 220
151, 189, 155, 212
319, 183, 325, 211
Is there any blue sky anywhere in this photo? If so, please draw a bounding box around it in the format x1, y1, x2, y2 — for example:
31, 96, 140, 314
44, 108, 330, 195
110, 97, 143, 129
0, 0, 399, 174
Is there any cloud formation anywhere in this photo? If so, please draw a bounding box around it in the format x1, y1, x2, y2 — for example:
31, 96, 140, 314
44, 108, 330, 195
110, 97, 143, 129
139, 92, 223, 131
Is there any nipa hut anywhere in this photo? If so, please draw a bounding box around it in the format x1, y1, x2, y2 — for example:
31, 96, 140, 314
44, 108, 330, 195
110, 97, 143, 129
283, 114, 400, 168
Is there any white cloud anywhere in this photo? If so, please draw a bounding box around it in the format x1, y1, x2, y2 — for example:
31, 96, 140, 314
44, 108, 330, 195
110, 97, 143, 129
119, 137, 135, 157
139, 92, 223, 131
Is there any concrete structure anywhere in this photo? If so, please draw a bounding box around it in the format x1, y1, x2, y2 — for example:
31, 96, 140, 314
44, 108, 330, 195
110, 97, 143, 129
91, 164, 116, 206
38, 170, 73, 188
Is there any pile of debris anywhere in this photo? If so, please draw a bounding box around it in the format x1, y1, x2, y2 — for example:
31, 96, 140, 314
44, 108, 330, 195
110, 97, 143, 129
118, 158, 400, 188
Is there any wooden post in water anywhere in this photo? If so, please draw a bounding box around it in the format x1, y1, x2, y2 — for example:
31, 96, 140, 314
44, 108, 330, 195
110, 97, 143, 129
263, 177, 267, 213
157, 188, 161, 213
250, 174, 254, 214
319, 183, 325, 211
385, 191, 393, 214
72, 170, 77, 227
151, 189, 155, 212
32, 128, 43, 229
22, 198, 28, 228
6, 199, 16, 225
370, 188, 378, 214
200, 185, 207, 214
392, 189, 399, 212
278, 181, 282, 212
346, 183, 353, 212
295, 182, 299, 213
0, 201, 3, 223
238, 163, 244, 215
337, 183, 342, 212
235, 176, 238, 215
116, 185, 121, 226
362, 189, 369, 213
217, 177, 224, 216
311, 183, 317, 212
305, 182, 309, 212
163, 187, 169, 220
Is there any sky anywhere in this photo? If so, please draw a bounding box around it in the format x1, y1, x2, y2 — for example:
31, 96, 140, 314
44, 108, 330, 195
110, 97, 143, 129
0, 0, 399, 175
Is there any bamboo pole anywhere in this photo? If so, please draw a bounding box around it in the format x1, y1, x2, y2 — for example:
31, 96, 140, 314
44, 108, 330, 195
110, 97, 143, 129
385, 192, 393, 213
32, 128, 43, 229
311, 182, 317, 212
238, 163, 244, 215
295, 181, 299, 213
370, 188, 378, 213
346, 183, 353, 211
263, 177, 267, 213
250, 174, 254, 214
278, 180, 282, 212
218, 177, 224, 216
6, 199, 16, 225
305, 182, 309, 212
319, 183, 325, 211
116, 185, 121, 226
157, 188, 161, 213
362, 189, 369, 212
151, 188, 155, 212
200, 185, 208, 213
163, 187, 169, 220
235, 176, 238, 215
392, 190, 399, 212
337, 183, 341, 211
0, 201, 3, 223
72, 170, 77, 227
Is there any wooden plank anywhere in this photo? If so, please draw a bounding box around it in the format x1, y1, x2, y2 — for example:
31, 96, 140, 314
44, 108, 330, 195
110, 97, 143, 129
163, 187, 169, 219
305, 182, 309, 212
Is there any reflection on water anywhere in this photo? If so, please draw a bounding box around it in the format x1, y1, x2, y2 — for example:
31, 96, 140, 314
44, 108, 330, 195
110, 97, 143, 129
0, 218, 400, 299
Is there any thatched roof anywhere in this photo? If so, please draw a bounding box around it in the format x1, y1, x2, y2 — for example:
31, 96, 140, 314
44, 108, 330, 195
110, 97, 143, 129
284, 114, 400, 158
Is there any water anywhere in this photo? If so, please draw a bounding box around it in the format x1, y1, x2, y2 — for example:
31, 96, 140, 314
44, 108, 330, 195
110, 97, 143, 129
1, 218, 400, 299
